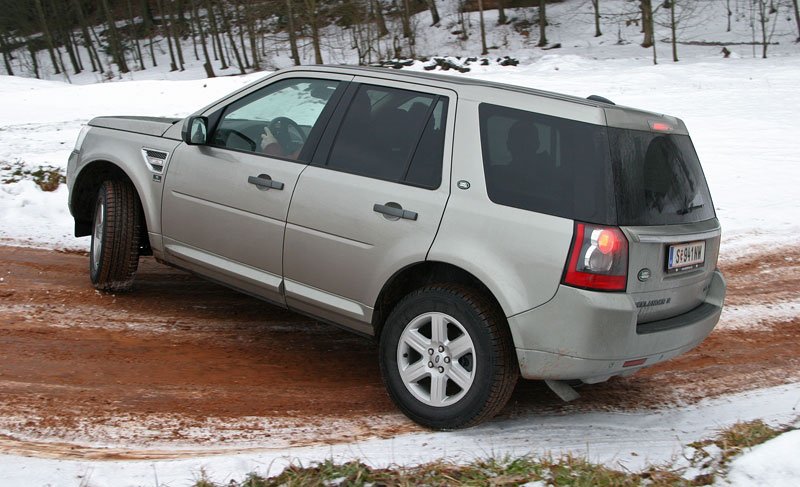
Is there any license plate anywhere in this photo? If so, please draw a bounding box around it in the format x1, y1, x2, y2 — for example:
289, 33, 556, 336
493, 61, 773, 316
667, 241, 705, 273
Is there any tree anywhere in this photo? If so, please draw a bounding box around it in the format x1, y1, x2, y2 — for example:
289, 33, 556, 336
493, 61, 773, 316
71, 0, 103, 72
0, 34, 13, 75
33, 0, 61, 74
497, 0, 507, 25
640, 0, 654, 48
591, 0, 602, 37
101, 0, 130, 73
478, 0, 488, 55
426, 0, 440, 26
286, 0, 301, 65
792, 0, 800, 41
191, 0, 215, 76
303, 0, 324, 64
537, 0, 548, 47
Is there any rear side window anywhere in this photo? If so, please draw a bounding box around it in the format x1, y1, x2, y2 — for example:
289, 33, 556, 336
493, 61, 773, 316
609, 129, 715, 226
326, 85, 447, 189
479, 103, 615, 224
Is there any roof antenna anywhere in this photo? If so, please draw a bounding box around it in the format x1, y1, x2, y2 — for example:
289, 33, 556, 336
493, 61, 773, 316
587, 95, 615, 105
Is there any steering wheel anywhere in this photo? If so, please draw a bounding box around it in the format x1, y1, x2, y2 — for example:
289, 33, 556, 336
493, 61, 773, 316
268, 117, 306, 154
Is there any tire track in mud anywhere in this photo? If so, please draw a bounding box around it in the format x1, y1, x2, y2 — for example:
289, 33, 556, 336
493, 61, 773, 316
0, 244, 798, 459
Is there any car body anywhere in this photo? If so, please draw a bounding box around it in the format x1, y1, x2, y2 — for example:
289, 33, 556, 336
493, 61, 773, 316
67, 65, 725, 429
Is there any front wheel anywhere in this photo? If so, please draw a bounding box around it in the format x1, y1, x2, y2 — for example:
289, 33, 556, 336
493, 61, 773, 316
379, 285, 518, 429
89, 180, 141, 292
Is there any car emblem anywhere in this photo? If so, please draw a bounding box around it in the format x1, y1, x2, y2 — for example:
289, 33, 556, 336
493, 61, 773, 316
457, 180, 471, 190
637, 268, 651, 282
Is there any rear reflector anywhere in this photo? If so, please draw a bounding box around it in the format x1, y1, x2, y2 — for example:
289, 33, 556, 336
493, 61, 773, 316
623, 358, 647, 367
562, 222, 628, 292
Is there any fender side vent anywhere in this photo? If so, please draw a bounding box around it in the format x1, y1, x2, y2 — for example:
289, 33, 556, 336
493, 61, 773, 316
141, 148, 169, 173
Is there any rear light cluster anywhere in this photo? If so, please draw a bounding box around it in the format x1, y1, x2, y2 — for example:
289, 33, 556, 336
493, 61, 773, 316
562, 222, 628, 292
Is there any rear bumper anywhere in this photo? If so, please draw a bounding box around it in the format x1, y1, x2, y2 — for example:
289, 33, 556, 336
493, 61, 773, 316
508, 270, 725, 383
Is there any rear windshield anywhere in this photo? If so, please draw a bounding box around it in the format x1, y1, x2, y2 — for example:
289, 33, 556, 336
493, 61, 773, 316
609, 128, 715, 226
479, 103, 715, 226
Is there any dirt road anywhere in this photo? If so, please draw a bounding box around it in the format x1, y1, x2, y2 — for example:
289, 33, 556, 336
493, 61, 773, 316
0, 245, 798, 458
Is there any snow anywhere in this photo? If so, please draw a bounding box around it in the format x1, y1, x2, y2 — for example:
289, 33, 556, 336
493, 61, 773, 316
725, 429, 800, 487
1, 383, 798, 486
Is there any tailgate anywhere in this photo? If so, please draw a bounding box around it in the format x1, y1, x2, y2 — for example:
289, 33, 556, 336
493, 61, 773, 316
622, 218, 721, 324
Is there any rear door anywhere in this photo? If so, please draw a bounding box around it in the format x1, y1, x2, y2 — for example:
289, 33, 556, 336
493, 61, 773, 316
283, 79, 455, 333
161, 74, 351, 305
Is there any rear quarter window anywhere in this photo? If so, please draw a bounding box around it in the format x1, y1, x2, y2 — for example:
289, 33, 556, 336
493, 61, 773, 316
479, 103, 615, 224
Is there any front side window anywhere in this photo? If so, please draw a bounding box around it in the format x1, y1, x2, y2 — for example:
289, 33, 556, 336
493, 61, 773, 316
213, 78, 340, 161
326, 84, 447, 188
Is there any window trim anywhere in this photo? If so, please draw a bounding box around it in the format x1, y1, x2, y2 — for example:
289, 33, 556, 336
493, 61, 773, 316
206, 77, 349, 165
309, 82, 450, 190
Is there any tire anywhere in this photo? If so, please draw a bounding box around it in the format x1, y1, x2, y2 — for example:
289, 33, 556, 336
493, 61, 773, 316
89, 180, 141, 292
379, 285, 518, 430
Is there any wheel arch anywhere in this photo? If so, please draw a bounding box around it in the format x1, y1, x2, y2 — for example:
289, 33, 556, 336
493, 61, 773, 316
70, 159, 151, 254
372, 260, 507, 338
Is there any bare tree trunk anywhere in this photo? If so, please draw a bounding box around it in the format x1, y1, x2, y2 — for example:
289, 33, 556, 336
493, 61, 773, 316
205, 0, 228, 68
400, 0, 413, 39
758, 0, 768, 58
426, 0, 440, 26
34, 0, 61, 74
235, 4, 251, 68
0, 35, 13, 75
457, 0, 468, 40
303, 0, 324, 64
287, 0, 301, 65
170, 0, 186, 70
101, 0, 130, 73
497, 0, 507, 25
792, 0, 800, 41
156, 0, 179, 71
219, 0, 246, 73
72, 0, 101, 72
29, 44, 41, 78
191, 0, 215, 77
591, 0, 602, 37
127, 0, 145, 70
670, 0, 677, 61
189, 2, 200, 61
537, 0, 548, 47
70, 30, 85, 71
372, 0, 389, 37
641, 0, 654, 48
478, 0, 488, 55
245, 0, 260, 69
727, 0, 732, 32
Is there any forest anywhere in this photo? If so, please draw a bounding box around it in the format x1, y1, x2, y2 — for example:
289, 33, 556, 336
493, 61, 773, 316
1, 0, 799, 79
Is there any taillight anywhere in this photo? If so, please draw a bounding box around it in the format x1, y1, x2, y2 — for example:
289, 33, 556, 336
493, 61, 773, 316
562, 222, 628, 292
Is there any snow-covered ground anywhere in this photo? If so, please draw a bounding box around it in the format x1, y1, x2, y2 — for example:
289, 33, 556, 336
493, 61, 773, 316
2, 383, 798, 486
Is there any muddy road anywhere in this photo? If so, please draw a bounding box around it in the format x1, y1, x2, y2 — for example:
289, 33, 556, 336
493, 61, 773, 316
0, 245, 798, 458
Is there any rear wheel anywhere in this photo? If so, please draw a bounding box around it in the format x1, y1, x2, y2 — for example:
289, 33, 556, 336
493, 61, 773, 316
89, 180, 141, 292
379, 285, 518, 429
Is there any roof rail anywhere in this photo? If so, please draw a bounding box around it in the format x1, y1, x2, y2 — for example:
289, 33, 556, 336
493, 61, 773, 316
586, 95, 615, 105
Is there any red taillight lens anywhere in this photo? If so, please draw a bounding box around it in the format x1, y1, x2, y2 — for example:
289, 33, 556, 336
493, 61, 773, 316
562, 222, 628, 292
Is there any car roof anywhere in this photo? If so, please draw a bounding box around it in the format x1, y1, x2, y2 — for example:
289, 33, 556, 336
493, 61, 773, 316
281, 64, 614, 109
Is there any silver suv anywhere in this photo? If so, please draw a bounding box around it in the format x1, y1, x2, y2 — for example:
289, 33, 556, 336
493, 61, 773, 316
67, 66, 725, 429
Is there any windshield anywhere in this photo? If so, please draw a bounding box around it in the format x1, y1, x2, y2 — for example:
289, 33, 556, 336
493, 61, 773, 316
609, 129, 715, 226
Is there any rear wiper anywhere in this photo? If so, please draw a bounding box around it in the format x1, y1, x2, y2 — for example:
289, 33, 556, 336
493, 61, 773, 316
677, 203, 704, 215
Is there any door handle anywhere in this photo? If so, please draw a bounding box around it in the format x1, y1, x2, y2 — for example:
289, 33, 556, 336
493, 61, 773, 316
248, 174, 284, 190
373, 203, 418, 221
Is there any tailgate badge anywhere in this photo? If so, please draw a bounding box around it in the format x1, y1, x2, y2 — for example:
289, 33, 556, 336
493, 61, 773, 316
637, 268, 651, 282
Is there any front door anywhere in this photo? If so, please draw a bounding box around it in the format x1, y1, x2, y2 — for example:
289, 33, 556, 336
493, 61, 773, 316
161, 75, 350, 305
283, 79, 456, 332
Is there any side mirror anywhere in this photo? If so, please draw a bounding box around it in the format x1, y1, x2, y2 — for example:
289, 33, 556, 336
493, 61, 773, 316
182, 116, 208, 145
